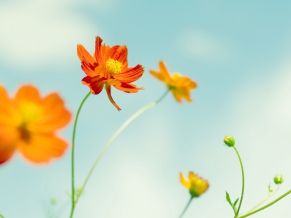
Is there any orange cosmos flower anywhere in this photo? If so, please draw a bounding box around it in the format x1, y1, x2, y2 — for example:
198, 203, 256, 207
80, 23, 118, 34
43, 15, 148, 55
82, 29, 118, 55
149, 61, 197, 103
180, 171, 209, 198
0, 84, 71, 164
77, 36, 144, 111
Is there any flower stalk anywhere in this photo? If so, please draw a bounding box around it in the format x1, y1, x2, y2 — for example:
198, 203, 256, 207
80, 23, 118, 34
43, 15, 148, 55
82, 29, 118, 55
178, 197, 193, 218
70, 91, 91, 218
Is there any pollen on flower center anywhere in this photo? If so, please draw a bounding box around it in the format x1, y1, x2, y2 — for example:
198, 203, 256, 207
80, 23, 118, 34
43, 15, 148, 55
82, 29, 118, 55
106, 58, 123, 75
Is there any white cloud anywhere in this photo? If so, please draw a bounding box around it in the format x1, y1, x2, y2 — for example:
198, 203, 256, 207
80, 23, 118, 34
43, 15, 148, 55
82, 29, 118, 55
178, 29, 230, 62
0, 0, 111, 68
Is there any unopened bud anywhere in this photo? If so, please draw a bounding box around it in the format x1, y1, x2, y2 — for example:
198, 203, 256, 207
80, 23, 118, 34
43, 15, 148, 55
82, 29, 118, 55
268, 184, 273, 193
274, 175, 284, 185
224, 135, 235, 147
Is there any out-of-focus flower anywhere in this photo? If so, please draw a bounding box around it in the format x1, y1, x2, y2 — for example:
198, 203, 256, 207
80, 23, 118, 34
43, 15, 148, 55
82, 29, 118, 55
77, 36, 144, 111
180, 171, 209, 198
149, 61, 197, 103
0, 85, 71, 164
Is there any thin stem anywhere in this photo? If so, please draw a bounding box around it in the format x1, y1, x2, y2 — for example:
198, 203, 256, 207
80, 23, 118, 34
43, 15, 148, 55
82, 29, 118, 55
0, 214, 4, 218
178, 197, 193, 218
238, 189, 291, 218
75, 90, 169, 205
247, 185, 280, 213
233, 146, 245, 217
70, 92, 91, 218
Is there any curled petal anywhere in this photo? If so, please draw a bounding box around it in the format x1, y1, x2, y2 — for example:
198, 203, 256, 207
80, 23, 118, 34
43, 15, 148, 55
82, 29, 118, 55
105, 84, 121, 111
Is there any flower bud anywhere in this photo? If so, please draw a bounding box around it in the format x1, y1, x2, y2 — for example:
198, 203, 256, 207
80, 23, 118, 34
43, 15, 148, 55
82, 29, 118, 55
274, 174, 284, 184
268, 184, 273, 193
224, 135, 235, 147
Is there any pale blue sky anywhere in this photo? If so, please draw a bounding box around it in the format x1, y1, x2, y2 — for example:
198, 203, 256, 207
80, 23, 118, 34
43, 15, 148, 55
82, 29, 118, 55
1, 0, 291, 217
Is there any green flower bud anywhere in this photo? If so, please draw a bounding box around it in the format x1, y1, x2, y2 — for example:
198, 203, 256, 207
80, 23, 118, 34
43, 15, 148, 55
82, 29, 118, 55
274, 175, 284, 184
268, 184, 273, 193
224, 135, 235, 147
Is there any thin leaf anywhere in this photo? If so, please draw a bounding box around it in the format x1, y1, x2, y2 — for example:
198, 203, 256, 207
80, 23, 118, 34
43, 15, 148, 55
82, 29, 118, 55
233, 198, 239, 207
225, 191, 233, 207
233, 198, 239, 213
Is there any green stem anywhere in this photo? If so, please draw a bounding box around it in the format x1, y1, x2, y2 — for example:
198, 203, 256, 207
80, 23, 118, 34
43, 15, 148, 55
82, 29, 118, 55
178, 197, 193, 218
247, 185, 280, 213
0, 214, 4, 218
238, 189, 291, 218
233, 146, 245, 217
70, 91, 91, 218
75, 90, 169, 205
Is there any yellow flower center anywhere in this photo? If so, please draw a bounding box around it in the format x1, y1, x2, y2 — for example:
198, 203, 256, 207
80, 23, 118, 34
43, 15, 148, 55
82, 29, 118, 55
20, 101, 42, 124
17, 101, 42, 142
106, 58, 123, 75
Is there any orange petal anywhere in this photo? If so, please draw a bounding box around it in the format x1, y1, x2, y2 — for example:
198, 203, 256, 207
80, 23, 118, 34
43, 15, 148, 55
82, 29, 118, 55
105, 45, 128, 65
0, 125, 17, 164
0, 85, 14, 117
17, 133, 68, 164
114, 64, 144, 83
180, 172, 190, 189
82, 76, 105, 94
0, 142, 15, 164
149, 70, 168, 83
77, 44, 95, 65
114, 82, 143, 93
94, 36, 103, 63
171, 91, 183, 103
81, 61, 97, 77
105, 84, 121, 111
31, 93, 71, 132
158, 61, 172, 80
14, 85, 41, 104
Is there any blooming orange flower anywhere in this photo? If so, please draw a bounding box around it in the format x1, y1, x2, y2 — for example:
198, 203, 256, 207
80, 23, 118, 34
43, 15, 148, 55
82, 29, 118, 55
0, 85, 71, 164
77, 36, 144, 111
149, 61, 197, 103
180, 171, 209, 197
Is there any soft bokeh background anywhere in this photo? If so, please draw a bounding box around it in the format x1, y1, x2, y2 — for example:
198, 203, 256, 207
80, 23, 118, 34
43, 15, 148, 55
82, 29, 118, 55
1, 0, 291, 217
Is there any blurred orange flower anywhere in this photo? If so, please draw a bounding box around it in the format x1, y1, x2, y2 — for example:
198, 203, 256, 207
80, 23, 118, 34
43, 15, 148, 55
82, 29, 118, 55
150, 61, 197, 103
77, 36, 144, 111
0, 85, 71, 164
180, 171, 209, 197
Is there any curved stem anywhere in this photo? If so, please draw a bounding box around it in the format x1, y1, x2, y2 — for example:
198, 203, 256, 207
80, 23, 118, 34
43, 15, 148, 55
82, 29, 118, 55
178, 197, 193, 218
75, 90, 169, 205
233, 146, 245, 217
247, 185, 280, 213
70, 92, 91, 218
238, 189, 291, 218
